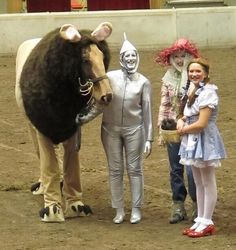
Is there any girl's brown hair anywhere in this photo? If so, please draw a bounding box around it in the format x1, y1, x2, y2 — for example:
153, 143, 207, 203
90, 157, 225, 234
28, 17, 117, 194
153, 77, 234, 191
187, 57, 210, 106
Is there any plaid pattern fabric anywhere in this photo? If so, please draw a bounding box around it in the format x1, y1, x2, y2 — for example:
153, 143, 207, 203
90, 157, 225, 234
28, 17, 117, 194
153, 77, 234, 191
157, 81, 181, 127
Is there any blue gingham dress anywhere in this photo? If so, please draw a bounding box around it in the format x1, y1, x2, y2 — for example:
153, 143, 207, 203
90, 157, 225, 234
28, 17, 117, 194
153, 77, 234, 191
179, 84, 226, 168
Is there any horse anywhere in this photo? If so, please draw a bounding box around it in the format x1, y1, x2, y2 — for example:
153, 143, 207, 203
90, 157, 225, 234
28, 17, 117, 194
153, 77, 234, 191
15, 22, 113, 222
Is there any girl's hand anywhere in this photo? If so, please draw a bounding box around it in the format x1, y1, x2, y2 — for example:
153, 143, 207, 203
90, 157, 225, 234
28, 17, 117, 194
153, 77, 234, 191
177, 118, 187, 135
176, 118, 184, 131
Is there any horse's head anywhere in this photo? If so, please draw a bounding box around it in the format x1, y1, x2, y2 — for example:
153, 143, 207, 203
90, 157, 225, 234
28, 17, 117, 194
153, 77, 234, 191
60, 22, 113, 105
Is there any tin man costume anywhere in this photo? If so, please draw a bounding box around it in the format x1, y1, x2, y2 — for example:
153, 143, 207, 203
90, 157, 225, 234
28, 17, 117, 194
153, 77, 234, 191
77, 34, 153, 224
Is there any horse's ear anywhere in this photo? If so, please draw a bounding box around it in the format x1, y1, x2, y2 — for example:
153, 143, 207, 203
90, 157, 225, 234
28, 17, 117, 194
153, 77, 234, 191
59, 24, 81, 42
91, 22, 112, 41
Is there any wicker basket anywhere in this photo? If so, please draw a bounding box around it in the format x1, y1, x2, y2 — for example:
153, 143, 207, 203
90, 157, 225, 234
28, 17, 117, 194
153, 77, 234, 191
160, 128, 180, 143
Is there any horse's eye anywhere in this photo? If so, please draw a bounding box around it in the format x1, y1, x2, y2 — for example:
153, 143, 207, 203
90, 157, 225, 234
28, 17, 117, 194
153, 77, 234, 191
82, 55, 89, 63
82, 48, 90, 62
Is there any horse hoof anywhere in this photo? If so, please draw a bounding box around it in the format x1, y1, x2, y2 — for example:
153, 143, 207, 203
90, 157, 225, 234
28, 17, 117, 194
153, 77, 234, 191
31, 182, 44, 195
39, 204, 65, 223
64, 201, 93, 218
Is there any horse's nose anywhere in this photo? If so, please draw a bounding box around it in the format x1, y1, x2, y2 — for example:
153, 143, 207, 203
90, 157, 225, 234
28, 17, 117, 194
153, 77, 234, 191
101, 93, 112, 103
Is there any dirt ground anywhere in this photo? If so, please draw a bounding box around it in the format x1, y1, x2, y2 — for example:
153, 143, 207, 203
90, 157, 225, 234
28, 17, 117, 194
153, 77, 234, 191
0, 48, 236, 250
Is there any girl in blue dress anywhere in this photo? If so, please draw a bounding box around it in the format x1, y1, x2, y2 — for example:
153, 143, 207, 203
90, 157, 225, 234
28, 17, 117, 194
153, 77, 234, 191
177, 58, 226, 237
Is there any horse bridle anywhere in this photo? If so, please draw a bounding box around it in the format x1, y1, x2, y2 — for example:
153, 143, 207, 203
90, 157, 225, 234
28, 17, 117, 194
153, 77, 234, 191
78, 75, 108, 97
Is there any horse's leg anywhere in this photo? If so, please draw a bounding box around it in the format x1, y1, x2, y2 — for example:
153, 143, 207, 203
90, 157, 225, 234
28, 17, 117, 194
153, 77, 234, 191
37, 130, 64, 222
54, 144, 64, 186
28, 123, 63, 195
63, 132, 92, 218
27, 122, 46, 195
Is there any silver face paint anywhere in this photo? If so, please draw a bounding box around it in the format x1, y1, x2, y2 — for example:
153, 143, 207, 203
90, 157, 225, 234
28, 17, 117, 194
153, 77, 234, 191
122, 50, 137, 72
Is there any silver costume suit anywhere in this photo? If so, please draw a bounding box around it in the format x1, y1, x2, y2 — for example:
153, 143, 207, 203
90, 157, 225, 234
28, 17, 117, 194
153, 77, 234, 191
102, 69, 153, 209
77, 35, 153, 222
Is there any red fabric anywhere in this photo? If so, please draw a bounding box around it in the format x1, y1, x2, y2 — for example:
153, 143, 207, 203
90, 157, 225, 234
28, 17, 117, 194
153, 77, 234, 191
155, 39, 200, 66
27, 0, 71, 12
87, 0, 150, 11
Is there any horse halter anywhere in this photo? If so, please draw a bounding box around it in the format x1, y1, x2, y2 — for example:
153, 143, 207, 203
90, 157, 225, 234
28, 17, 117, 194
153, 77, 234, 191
78, 75, 108, 96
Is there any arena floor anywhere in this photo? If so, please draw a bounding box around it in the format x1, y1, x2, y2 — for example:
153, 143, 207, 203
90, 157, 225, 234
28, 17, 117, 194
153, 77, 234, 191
0, 48, 235, 249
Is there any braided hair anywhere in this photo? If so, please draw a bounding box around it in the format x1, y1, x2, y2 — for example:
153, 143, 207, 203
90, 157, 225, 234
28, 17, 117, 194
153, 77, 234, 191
178, 79, 191, 117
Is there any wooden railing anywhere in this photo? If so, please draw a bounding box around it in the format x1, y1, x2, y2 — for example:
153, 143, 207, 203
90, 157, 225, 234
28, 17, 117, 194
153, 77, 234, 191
166, 0, 225, 7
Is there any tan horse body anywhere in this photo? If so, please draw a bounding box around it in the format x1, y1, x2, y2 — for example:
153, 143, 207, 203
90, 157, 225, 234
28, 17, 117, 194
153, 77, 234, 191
15, 23, 113, 222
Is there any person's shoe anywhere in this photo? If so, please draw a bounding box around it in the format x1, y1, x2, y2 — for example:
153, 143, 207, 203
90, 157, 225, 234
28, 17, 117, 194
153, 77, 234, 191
188, 224, 216, 237
182, 227, 194, 235
31, 182, 44, 195
113, 214, 125, 224
64, 201, 93, 218
39, 204, 65, 223
130, 208, 141, 224
169, 201, 187, 224
113, 208, 125, 224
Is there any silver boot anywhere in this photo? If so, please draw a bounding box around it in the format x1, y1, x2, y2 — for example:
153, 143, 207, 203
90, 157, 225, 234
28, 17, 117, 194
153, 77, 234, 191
113, 208, 125, 224
130, 207, 141, 224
